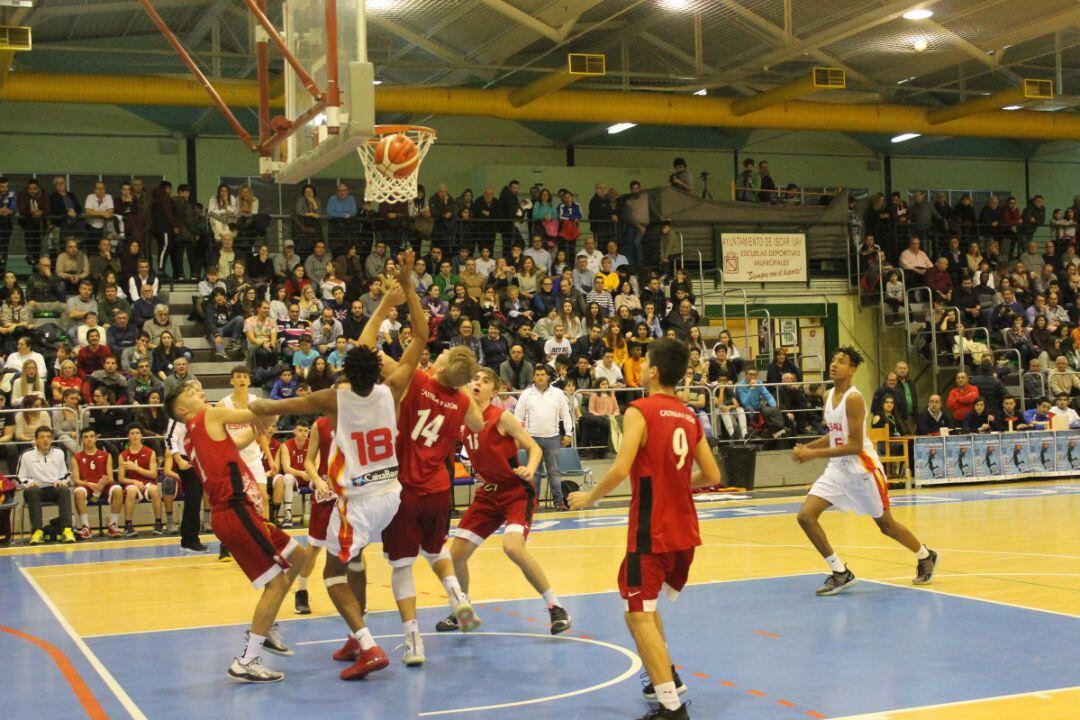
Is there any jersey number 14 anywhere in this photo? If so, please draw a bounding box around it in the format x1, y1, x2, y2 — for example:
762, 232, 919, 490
411, 409, 445, 448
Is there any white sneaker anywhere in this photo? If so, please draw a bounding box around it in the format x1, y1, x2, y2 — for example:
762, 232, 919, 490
227, 656, 284, 683
403, 631, 426, 666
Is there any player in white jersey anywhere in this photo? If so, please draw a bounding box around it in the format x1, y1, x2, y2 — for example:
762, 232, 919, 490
252, 253, 426, 681
219, 366, 277, 519
792, 347, 937, 596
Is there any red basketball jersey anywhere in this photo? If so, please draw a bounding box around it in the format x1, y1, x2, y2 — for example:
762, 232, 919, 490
120, 444, 155, 483
185, 408, 257, 510
396, 371, 469, 494
282, 437, 307, 473
461, 403, 526, 495
75, 449, 111, 485
626, 394, 703, 554
314, 415, 332, 476
262, 437, 281, 472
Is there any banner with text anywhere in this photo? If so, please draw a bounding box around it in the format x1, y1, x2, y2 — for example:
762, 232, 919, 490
721, 233, 808, 283
913, 429, 1080, 485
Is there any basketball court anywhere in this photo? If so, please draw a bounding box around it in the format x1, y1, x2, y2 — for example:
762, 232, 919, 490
5, 481, 1080, 720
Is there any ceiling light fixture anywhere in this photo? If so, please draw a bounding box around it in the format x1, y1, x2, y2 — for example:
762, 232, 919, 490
891, 133, 921, 143
694, 89, 707, 96
661, 0, 690, 9
902, 9, 934, 20
896, 76, 917, 85
373, 79, 383, 85
913, 39, 928, 52
1002, 105, 1022, 110
608, 123, 637, 134
366, 0, 397, 11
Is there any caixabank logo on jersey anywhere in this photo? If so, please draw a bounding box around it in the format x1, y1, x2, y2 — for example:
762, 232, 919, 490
350, 466, 399, 487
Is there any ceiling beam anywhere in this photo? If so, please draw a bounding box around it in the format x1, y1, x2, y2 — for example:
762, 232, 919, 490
369, 17, 482, 74
715, 0, 875, 87
477, 0, 573, 44
739, 0, 948, 72
27, 0, 193, 19
183, 0, 234, 50
384, 0, 479, 63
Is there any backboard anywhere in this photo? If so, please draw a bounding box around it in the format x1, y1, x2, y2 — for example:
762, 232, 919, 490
271, 0, 376, 183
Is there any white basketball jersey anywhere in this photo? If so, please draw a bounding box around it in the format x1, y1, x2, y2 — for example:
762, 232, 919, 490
329, 384, 399, 496
823, 386, 882, 471
220, 393, 262, 462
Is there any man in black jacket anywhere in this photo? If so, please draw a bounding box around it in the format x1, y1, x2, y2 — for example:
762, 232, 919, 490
915, 394, 950, 435
1020, 195, 1045, 243
588, 182, 618, 247
571, 323, 605, 364
970, 358, 1007, 414
765, 348, 802, 386
871, 373, 900, 417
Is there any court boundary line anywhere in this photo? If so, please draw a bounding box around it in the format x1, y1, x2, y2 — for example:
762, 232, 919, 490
298, 631, 642, 717
826, 682, 1080, 719
17, 565, 148, 720
79, 572, 821, 639
862, 579, 1080, 621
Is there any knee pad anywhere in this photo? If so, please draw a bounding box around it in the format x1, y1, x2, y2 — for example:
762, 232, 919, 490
73, 486, 87, 497
324, 575, 347, 588
347, 558, 365, 573
425, 545, 451, 569
391, 565, 416, 601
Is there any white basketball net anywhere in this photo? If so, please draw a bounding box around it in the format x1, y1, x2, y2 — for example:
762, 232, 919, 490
357, 126, 436, 204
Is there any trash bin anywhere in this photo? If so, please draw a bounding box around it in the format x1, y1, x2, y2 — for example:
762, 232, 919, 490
721, 446, 758, 490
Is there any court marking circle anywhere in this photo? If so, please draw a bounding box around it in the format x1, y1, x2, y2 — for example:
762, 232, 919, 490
299, 630, 642, 716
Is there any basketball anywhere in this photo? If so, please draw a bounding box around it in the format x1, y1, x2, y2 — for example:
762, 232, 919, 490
373, 133, 420, 179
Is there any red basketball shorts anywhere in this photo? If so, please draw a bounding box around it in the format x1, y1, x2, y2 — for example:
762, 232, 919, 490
211, 502, 298, 589
454, 486, 536, 545
618, 548, 696, 613
381, 484, 451, 566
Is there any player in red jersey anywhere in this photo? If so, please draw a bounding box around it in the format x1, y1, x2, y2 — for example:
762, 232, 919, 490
72, 428, 121, 539
251, 256, 428, 682
117, 425, 172, 537
290, 411, 351, 616
166, 380, 309, 684
374, 339, 484, 665
270, 422, 306, 528
438, 367, 571, 635
569, 339, 722, 720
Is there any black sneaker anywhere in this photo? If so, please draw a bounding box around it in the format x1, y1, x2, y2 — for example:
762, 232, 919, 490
635, 702, 690, 720
435, 613, 459, 632
643, 666, 688, 700
295, 589, 312, 615
913, 549, 938, 585
123, 523, 138, 538
152, 520, 165, 536
815, 568, 858, 596
219, 545, 232, 562
548, 605, 572, 635
179, 541, 210, 554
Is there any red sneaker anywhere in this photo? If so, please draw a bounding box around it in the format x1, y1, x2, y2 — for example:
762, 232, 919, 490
332, 635, 360, 662
340, 646, 389, 681
77, 525, 92, 540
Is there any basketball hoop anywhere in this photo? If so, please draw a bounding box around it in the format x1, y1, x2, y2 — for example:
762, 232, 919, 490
357, 124, 436, 204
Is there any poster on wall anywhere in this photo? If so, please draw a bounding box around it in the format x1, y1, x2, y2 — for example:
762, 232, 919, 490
944, 435, 974, 480
778, 318, 798, 349
913, 437, 946, 484
721, 233, 808, 283
1028, 433, 1057, 475
973, 434, 1001, 479
1056, 430, 1080, 475
800, 323, 825, 375
1002, 432, 1030, 476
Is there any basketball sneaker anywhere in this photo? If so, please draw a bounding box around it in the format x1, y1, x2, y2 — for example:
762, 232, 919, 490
227, 657, 284, 684
402, 631, 426, 667
548, 605, 572, 635
61, 527, 76, 544
642, 667, 688, 700
815, 568, 858, 596
244, 626, 292, 657
340, 645, 389, 681
218, 545, 232, 562
28, 529, 44, 545
77, 525, 92, 540
333, 635, 361, 662
454, 601, 481, 633
179, 541, 209, 554
434, 613, 459, 632
913, 549, 939, 585
107, 524, 123, 538
635, 702, 690, 719
294, 589, 312, 615
123, 522, 138, 538
152, 520, 165, 536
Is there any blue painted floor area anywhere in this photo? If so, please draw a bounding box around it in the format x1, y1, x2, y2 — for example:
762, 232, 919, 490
65, 576, 1080, 720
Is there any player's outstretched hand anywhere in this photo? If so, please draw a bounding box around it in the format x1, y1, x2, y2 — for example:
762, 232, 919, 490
792, 443, 812, 463
383, 277, 405, 306
398, 248, 415, 276
513, 466, 534, 482
567, 491, 594, 511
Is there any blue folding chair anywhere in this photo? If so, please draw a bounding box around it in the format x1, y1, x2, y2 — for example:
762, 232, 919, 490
555, 446, 594, 493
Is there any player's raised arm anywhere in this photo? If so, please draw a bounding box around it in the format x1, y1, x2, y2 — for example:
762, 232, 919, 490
385, 251, 429, 403
568, 405, 645, 509
249, 388, 337, 419
691, 434, 723, 488
359, 279, 402, 354
498, 409, 542, 481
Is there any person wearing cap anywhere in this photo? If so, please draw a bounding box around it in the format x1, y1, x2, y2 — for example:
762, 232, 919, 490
274, 238, 301, 280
